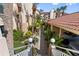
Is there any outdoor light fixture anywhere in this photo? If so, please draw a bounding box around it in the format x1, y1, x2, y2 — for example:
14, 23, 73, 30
50, 38, 56, 48
50, 38, 55, 43
28, 37, 34, 56
28, 37, 33, 43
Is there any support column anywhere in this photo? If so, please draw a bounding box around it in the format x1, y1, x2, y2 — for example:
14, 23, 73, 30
51, 25, 53, 31
59, 28, 61, 38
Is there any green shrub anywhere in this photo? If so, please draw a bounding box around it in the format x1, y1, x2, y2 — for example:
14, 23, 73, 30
13, 30, 24, 41
34, 15, 43, 29
52, 32, 63, 46
44, 24, 53, 44
24, 31, 32, 39
44, 23, 63, 46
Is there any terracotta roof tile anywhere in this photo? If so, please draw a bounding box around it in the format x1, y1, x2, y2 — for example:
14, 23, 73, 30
47, 13, 79, 35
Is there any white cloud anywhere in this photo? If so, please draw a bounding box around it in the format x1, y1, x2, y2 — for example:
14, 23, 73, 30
66, 3, 75, 6
37, 7, 40, 10
51, 3, 59, 5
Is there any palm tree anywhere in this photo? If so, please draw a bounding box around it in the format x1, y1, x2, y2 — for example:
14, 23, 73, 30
60, 5, 67, 15
54, 5, 67, 18
32, 3, 39, 33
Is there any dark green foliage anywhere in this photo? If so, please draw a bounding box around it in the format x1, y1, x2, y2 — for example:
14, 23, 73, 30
44, 23, 53, 44
44, 23, 63, 46
60, 5, 67, 11
53, 33, 63, 46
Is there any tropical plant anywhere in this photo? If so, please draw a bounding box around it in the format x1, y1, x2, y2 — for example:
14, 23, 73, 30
53, 32, 63, 46
13, 30, 24, 41
32, 3, 38, 32
34, 15, 43, 29
44, 23, 63, 46
54, 5, 67, 18
44, 23, 53, 45
60, 5, 67, 15
24, 30, 33, 39
55, 8, 61, 18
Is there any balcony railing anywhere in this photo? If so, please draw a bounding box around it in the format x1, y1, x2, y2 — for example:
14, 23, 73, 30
51, 45, 79, 56
14, 45, 32, 56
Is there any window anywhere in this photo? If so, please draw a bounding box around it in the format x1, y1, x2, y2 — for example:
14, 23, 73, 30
0, 4, 4, 13
0, 26, 7, 37
0, 26, 5, 36
0, 26, 5, 34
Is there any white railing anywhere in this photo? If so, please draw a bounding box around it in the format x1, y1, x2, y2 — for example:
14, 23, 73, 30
56, 46, 79, 54
13, 45, 29, 56
13, 45, 28, 50
56, 46, 79, 56
51, 45, 79, 56
14, 46, 32, 56
52, 49, 69, 56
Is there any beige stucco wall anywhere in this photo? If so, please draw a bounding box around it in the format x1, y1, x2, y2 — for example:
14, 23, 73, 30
50, 9, 56, 19
13, 4, 18, 30
23, 3, 33, 26
13, 4, 18, 14
13, 16, 17, 30
35, 10, 40, 16
13, 3, 33, 32
3, 3, 14, 55
0, 37, 9, 56
23, 3, 33, 15
0, 17, 4, 26
19, 3, 33, 32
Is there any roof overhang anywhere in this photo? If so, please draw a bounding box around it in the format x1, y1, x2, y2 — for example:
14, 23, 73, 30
52, 24, 79, 35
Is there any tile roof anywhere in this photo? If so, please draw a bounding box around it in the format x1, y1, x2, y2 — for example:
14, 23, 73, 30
47, 12, 79, 35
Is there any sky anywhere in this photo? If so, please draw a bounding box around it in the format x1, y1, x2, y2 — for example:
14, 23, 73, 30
37, 3, 79, 14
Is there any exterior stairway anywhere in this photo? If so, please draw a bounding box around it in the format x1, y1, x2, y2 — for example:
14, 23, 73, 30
51, 45, 79, 56
52, 48, 69, 56
15, 46, 32, 56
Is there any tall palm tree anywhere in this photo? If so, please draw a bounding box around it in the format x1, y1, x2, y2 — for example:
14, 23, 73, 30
60, 5, 67, 15
32, 3, 38, 33
55, 5, 67, 18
